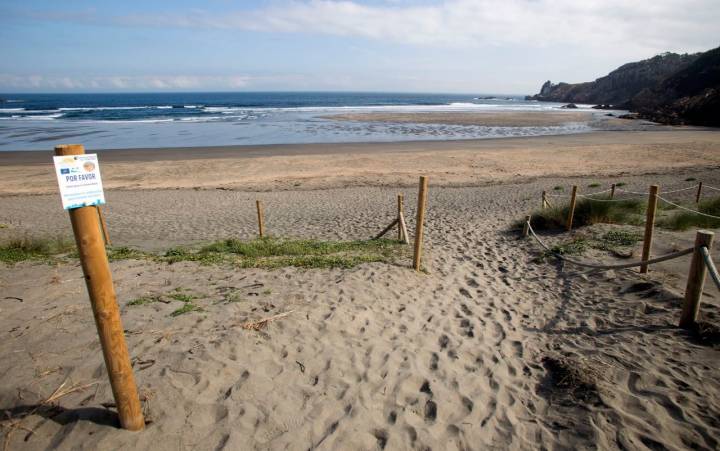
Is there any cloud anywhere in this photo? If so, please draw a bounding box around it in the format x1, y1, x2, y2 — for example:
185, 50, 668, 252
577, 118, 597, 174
109, 0, 719, 56
0, 74, 251, 91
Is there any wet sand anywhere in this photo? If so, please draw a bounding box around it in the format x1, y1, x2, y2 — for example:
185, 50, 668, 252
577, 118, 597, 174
321, 111, 596, 127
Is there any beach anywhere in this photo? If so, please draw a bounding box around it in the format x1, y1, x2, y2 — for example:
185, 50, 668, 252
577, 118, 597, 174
1, 127, 720, 450
1, 129, 718, 195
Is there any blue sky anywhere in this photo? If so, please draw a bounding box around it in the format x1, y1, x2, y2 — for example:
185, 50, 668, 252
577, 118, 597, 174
1, 0, 718, 94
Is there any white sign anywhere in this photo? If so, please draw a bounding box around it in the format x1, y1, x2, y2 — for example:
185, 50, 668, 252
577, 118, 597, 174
53, 154, 106, 210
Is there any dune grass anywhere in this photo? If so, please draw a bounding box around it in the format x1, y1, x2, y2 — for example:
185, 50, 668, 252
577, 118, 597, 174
161, 237, 407, 269
0, 236, 75, 264
527, 191, 720, 233
539, 228, 642, 260
527, 198, 645, 231
2, 235, 408, 270
658, 197, 720, 230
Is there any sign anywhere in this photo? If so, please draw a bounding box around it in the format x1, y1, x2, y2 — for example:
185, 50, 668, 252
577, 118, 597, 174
53, 153, 106, 210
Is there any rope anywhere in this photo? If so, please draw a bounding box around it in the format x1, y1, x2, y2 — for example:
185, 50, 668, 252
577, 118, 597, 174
576, 195, 639, 203
662, 185, 700, 194
701, 246, 720, 291
656, 195, 720, 220
582, 188, 613, 196
704, 184, 720, 192
526, 221, 694, 270
616, 188, 649, 195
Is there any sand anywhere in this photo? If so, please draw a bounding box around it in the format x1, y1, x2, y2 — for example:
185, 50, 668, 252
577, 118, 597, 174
321, 111, 597, 127
1, 130, 720, 450
1, 130, 719, 195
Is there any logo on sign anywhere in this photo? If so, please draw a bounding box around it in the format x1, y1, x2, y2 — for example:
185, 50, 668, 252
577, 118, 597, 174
61, 168, 70, 174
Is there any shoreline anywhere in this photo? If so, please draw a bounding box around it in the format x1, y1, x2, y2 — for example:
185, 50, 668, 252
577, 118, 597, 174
0, 129, 718, 195
0, 128, 713, 164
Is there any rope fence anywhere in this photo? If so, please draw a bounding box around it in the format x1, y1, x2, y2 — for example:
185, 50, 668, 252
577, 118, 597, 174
701, 246, 720, 290
526, 179, 720, 330
526, 221, 693, 270
656, 194, 720, 220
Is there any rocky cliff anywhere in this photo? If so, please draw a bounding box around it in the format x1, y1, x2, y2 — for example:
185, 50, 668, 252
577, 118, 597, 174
626, 47, 720, 126
527, 47, 719, 126
527, 52, 700, 105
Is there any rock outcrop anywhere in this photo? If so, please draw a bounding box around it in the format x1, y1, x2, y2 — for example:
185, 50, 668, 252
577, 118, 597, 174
626, 47, 720, 126
527, 47, 719, 126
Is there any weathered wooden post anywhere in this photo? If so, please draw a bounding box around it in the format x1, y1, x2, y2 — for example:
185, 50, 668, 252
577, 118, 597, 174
640, 185, 659, 274
256, 200, 265, 238
696, 181, 703, 204
610, 183, 616, 200
566, 185, 578, 231
413, 176, 428, 271
96, 206, 111, 246
680, 230, 714, 328
522, 215, 531, 237
541, 191, 547, 209
54, 144, 144, 431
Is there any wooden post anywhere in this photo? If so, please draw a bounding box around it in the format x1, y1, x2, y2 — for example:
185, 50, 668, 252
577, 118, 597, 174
610, 183, 616, 199
522, 215, 531, 237
541, 191, 547, 209
566, 185, 578, 231
256, 200, 265, 238
96, 206, 111, 247
680, 230, 714, 328
640, 185, 659, 274
54, 145, 144, 431
413, 176, 428, 271
696, 181, 703, 204
397, 193, 404, 241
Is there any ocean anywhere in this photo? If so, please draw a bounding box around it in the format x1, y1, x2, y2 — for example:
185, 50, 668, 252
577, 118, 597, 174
0, 92, 604, 151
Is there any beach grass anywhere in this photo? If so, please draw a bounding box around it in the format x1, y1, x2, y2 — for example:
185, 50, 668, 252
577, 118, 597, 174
526, 198, 645, 231
0, 236, 75, 264
3, 235, 408, 269
158, 237, 407, 269
658, 197, 720, 230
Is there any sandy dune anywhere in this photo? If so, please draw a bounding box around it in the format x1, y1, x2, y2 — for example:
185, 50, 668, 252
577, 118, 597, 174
1, 164, 719, 449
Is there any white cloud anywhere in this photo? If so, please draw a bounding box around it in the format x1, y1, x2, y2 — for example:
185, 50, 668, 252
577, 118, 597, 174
114, 0, 720, 56
0, 74, 251, 91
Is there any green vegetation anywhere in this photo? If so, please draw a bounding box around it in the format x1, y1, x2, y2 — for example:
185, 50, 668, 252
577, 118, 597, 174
168, 291, 197, 302
553, 186, 564, 191
685, 177, 697, 182
527, 198, 645, 231
0, 236, 74, 264
548, 237, 589, 256
127, 288, 204, 317
107, 246, 146, 261
170, 303, 203, 317
599, 229, 643, 247
159, 237, 407, 269
540, 228, 642, 260
615, 182, 627, 187
659, 197, 720, 230
127, 295, 161, 306
223, 291, 244, 303
588, 183, 601, 188
3, 236, 407, 270
527, 192, 720, 234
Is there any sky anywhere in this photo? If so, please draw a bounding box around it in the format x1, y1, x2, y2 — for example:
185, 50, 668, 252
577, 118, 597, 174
0, 0, 718, 94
